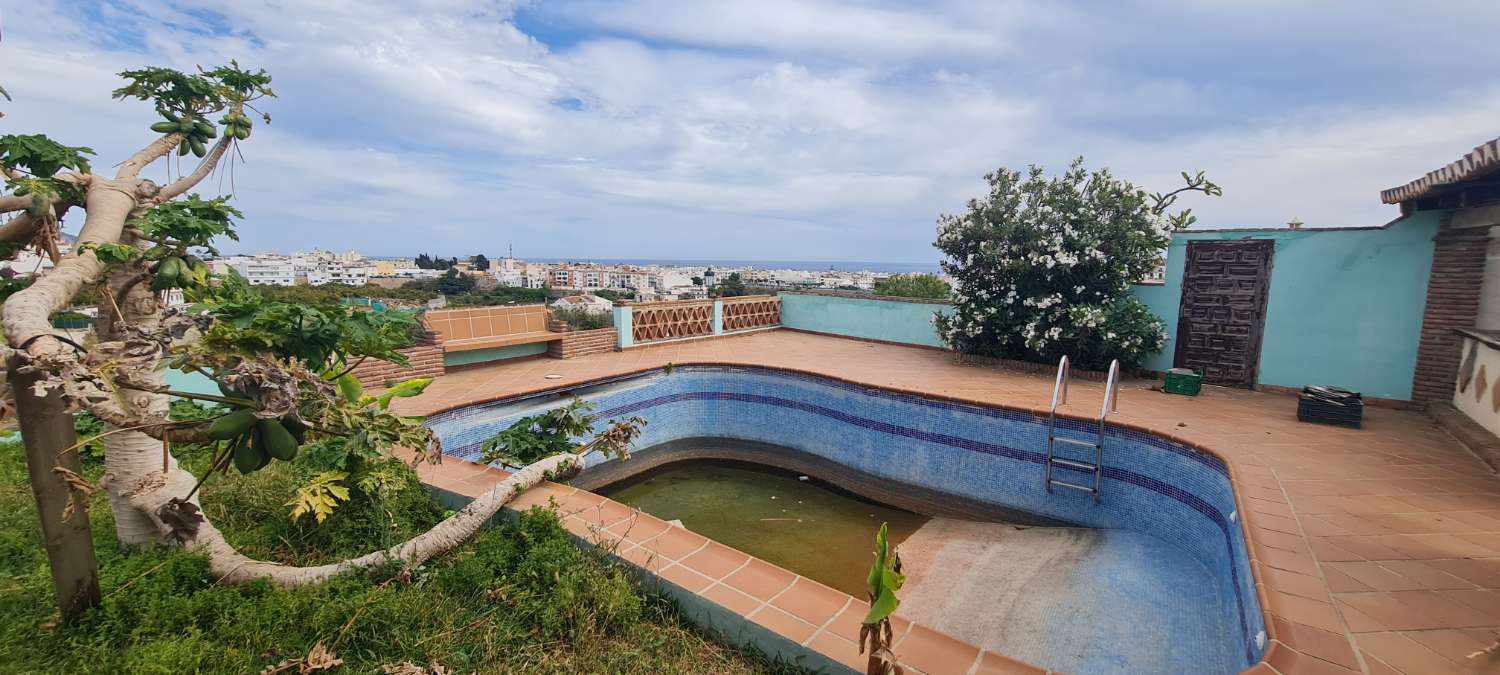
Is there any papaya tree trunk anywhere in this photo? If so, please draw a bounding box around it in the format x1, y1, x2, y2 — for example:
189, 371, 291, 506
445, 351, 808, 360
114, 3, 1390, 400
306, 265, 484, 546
97, 259, 184, 546
9, 354, 101, 622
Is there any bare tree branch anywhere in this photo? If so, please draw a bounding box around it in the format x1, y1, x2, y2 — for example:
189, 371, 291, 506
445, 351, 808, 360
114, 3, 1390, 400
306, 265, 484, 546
0, 195, 32, 213
116, 133, 186, 181
3, 180, 137, 357
156, 135, 233, 202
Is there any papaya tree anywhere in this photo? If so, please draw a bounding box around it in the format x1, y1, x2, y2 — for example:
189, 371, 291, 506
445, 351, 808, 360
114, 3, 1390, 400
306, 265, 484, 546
0, 64, 640, 606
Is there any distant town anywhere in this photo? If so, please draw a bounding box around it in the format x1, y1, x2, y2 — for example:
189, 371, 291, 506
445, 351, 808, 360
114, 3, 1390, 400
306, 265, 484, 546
3, 241, 946, 308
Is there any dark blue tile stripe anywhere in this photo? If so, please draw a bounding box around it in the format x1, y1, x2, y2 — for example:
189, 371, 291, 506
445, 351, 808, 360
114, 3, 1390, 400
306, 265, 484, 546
432, 366, 1257, 662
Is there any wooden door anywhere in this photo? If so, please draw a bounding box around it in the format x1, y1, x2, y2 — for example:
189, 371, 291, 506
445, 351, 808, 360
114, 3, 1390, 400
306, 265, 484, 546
1172, 240, 1274, 387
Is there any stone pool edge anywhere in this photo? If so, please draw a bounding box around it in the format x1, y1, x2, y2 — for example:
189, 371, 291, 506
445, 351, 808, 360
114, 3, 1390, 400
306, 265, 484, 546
416, 458, 1042, 674
403, 361, 1282, 675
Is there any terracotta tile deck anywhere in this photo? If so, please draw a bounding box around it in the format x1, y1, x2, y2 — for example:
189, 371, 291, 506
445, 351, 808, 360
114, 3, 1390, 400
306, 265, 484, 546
395, 329, 1500, 674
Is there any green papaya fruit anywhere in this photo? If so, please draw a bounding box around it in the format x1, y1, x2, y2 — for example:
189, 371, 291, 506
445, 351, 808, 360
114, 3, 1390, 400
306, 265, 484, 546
232, 434, 267, 474
157, 257, 182, 283
258, 419, 299, 461
281, 415, 308, 444
189, 139, 207, 157
178, 141, 191, 156
207, 408, 258, 441
193, 121, 216, 138
178, 118, 196, 133
150, 121, 180, 133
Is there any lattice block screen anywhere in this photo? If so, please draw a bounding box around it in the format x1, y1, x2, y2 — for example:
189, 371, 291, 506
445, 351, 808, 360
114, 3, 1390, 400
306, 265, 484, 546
633, 302, 714, 343
722, 297, 781, 332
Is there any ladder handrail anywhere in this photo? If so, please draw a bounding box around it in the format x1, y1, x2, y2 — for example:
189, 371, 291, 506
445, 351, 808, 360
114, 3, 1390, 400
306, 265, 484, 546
1045, 356, 1119, 503
1099, 359, 1121, 421
1050, 355, 1070, 416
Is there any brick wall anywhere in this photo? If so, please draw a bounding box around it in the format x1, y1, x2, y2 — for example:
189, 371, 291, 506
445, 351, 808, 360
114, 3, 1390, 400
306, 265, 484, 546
546, 318, 616, 359
348, 330, 446, 388
1411, 220, 1491, 402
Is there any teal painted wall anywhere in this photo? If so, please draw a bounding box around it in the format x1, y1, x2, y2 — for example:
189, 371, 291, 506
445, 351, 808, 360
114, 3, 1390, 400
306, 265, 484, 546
443, 342, 547, 367
164, 368, 220, 396
1135, 213, 1441, 400
779, 293, 953, 348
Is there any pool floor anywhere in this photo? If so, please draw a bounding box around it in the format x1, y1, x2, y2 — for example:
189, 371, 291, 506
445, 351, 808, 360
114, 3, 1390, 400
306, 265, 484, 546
599, 462, 929, 597
899, 518, 1238, 675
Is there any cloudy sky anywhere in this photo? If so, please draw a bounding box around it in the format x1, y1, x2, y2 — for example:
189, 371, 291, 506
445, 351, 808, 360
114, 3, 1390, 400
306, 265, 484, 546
4, 1, 1498, 263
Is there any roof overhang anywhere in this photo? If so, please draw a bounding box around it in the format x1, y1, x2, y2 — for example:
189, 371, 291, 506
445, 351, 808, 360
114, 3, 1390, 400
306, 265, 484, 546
1381, 137, 1500, 205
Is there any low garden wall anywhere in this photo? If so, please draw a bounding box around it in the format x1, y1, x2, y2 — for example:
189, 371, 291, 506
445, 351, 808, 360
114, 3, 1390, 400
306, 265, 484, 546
777, 291, 951, 348
349, 330, 446, 387
546, 319, 616, 359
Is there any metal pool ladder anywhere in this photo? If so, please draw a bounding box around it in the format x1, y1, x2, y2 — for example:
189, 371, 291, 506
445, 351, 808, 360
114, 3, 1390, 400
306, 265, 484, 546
1044, 356, 1120, 501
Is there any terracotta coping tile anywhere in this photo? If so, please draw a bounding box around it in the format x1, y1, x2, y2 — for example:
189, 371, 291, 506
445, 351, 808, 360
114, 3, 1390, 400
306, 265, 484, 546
1261, 566, 1333, 602
552, 489, 606, 515
722, 557, 797, 601
1258, 547, 1322, 577
892, 624, 982, 675
615, 540, 666, 573
568, 497, 637, 530
1265, 589, 1346, 634
655, 562, 714, 594
1401, 628, 1500, 665
632, 524, 708, 562
1250, 512, 1303, 535
971, 650, 1047, 675
824, 600, 873, 642
1427, 558, 1500, 588
1269, 616, 1360, 670
747, 605, 819, 645
702, 583, 761, 616
1433, 588, 1500, 623
508, 482, 575, 511
1256, 528, 1313, 554
1320, 567, 1376, 594
1313, 536, 1411, 562
1267, 642, 1361, 675
807, 632, 865, 671
770, 577, 851, 629
1352, 632, 1471, 675
606, 513, 672, 543
682, 541, 751, 580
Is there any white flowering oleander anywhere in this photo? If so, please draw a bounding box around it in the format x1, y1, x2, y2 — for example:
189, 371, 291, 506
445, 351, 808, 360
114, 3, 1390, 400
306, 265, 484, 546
933, 159, 1188, 370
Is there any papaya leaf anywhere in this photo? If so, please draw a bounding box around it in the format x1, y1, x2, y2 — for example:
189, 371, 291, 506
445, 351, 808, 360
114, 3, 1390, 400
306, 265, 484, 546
376, 377, 431, 410
337, 373, 362, 403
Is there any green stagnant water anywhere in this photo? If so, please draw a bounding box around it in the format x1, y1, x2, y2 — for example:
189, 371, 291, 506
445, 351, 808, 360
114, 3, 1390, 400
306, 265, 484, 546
601, 462, 929, 596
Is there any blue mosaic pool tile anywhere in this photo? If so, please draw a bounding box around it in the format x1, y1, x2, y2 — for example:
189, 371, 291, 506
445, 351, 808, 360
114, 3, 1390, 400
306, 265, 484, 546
424, 366, 1266, 669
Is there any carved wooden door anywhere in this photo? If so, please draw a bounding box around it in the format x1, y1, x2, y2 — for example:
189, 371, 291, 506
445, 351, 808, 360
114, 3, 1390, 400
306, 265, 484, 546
1172, 240, 1274, 387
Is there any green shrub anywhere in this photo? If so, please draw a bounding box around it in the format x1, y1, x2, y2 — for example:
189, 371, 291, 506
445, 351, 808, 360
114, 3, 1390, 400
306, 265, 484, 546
873, 274, 949, 299
0, 437, 795, 674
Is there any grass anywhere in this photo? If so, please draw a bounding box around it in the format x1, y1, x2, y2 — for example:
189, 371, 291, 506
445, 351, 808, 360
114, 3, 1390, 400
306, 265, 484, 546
0, 433, 806, 674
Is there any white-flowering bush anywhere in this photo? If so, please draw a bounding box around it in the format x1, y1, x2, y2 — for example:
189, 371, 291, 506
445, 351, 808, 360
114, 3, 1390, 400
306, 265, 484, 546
934, 158, 1219, 370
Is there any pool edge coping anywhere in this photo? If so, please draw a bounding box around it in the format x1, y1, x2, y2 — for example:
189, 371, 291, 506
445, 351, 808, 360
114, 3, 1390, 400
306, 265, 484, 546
405, 360, 1279, 675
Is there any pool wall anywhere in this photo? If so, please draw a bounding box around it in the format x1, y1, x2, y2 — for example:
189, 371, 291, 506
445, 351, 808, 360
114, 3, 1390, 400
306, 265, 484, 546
426, 365, 1268, 670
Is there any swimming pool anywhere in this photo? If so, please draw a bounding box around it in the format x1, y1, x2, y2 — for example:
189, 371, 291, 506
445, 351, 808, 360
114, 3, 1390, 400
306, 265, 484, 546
425, 365, 1267, 674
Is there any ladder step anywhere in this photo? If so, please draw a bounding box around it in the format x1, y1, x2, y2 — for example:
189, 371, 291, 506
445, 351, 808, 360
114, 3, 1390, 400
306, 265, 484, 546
1052, 436, 1097, 448
1050, 458, 1097, 472
1048, 479, 1097, 493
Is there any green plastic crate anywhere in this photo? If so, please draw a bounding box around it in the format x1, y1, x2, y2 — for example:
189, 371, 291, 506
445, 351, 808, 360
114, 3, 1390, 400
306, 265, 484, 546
1163, 368, 1202, 396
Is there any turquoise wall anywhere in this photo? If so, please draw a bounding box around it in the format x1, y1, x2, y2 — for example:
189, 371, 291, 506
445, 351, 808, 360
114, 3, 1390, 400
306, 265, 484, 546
164, 368, 220, 396
1136, 213, 1441, 400
778, 293, 953, 348
443, 342, 547, 367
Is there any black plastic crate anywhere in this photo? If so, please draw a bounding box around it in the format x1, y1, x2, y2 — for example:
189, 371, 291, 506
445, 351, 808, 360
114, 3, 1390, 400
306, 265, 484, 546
1297, 386, 1363, 428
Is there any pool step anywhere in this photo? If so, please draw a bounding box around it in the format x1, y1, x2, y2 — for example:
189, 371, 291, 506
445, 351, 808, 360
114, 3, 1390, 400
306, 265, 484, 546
1043, 356, 1120, 502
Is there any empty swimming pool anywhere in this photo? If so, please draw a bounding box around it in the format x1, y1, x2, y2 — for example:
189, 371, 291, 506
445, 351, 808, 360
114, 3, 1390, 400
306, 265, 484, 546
426, 365, 1267, 674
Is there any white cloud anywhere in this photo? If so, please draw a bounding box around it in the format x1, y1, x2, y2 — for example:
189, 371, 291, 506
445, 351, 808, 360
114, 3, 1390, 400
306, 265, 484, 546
2, 0, 1497, 261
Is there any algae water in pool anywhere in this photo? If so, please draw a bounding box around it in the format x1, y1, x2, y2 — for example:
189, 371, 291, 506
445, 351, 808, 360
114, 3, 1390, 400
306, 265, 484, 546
427, 366, 1266, 674
601, 461, 928, 597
